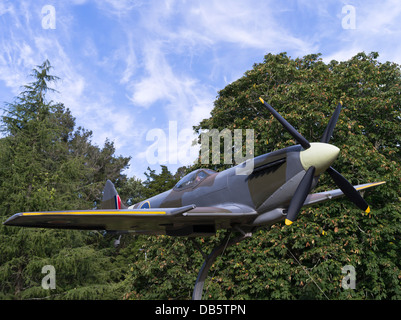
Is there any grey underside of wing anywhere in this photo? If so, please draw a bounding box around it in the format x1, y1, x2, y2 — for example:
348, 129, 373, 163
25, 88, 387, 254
304, 189, 345, 206
4, 204, 257, 233
303, 182, 385, 206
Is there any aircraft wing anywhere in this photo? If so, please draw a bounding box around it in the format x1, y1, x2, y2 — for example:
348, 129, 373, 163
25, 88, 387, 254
3, 181, 385, 234
3, 204, 257, 236
304, 181, 386, 207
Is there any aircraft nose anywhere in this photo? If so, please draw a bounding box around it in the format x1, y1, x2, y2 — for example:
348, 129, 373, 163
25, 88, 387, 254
300, 142, 340, 175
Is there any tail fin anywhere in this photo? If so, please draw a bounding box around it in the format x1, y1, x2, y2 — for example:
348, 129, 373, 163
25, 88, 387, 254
102, 180, 127, 209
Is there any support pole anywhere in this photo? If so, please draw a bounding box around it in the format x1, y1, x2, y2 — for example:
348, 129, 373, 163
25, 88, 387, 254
192, 231, 251, 300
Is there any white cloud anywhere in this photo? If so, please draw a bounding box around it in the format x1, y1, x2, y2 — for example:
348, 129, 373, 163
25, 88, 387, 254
0, 1, 14, 16
119, 36, 138, 85
356, 0, 401, 34
94, 0, 143, 16
183, 1, 317, 55
71, 0, 89, 5
316, 1, 401, 64
125, 0, 318, 114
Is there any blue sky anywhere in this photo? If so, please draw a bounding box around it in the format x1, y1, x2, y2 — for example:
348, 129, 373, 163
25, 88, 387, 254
1, 0, 401, 180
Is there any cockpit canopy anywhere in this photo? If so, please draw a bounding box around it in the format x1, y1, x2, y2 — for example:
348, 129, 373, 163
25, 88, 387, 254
174, 169, 216, 190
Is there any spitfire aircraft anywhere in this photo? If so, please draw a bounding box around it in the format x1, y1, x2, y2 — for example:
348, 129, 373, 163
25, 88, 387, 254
4, 97, 385, 300
4, 98, 384, 236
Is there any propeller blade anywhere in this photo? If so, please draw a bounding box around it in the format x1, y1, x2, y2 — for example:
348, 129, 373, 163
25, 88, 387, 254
327, 166, 370, 213
259, 97, 311, 150
285, 166, 316, 225
320, 102, 342, 144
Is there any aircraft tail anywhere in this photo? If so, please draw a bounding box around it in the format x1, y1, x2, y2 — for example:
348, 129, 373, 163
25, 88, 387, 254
101, 180, 127, 209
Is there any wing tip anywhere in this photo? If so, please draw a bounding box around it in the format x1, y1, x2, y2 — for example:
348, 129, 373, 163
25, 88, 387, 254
3, 213, 22, 226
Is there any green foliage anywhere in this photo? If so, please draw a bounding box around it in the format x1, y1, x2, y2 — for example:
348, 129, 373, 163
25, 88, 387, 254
117, 176, 145, 206
120, 235, 200, 299
142, 165, 186, 199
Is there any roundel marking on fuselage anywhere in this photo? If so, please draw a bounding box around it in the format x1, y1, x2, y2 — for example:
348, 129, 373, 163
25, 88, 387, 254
140, 201, 150, 209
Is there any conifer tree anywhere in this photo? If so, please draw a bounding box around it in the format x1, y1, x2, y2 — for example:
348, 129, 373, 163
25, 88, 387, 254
0, 61, 130, 299
142, 165, 180, 199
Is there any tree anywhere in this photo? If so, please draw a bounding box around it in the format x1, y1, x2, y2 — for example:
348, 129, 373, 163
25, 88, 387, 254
0, 61, 130, 299
142, 165, 180, 199
117, 176, 145, 207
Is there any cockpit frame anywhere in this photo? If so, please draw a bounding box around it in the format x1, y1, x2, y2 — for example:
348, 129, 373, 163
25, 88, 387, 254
174, 169, 216, 190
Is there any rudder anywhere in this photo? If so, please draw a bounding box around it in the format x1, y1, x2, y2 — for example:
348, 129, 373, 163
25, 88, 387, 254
102, 180, 126, 209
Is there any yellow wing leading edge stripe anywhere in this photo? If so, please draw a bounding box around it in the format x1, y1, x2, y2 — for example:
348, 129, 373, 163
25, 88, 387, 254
22, 211, 166, 216
356, 181, 385, 214
355, 181, 386, 191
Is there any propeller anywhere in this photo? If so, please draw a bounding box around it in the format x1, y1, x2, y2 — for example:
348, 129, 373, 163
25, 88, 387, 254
320, 102, 342, 144
258, 97, 372, 225
259, 97, 310, 149
285, 166, 316, 225
327, 167, 370, 213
